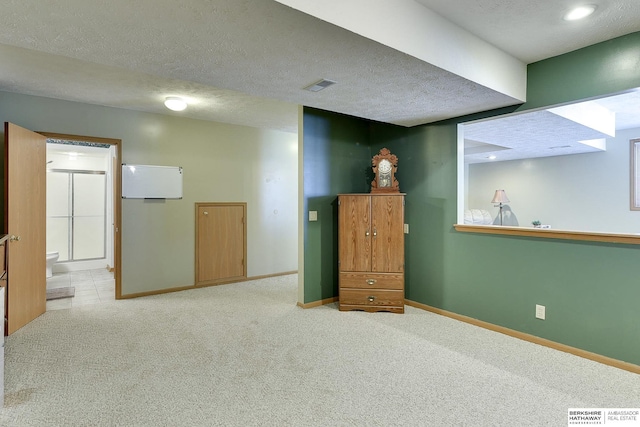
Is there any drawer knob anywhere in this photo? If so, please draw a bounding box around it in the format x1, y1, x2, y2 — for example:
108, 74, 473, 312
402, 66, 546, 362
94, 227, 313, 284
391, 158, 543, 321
366, 279, 376, 285
368, 296, 375, 302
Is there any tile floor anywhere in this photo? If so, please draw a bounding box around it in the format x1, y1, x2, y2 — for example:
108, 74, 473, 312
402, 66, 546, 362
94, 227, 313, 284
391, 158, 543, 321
46, 268, 115, 311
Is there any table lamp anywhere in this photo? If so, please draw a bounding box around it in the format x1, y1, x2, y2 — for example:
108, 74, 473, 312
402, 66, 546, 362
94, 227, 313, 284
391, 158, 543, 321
491, 190, 510, 226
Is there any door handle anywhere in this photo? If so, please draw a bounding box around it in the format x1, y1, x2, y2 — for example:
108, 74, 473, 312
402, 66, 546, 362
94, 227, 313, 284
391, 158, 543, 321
10, 234, 21, 242
373, 228, 377, 238
203, 211, 208, 215
365, 230, 370, 237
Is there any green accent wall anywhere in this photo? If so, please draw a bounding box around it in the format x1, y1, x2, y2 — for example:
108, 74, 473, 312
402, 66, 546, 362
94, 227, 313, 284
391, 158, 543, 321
523, 31, 640, 111
370, 122, 458, 309
302, 32, 640, 365
302, 108, 372, 303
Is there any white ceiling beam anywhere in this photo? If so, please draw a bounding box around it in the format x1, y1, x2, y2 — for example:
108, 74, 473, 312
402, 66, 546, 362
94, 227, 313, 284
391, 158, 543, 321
274, 0, 526, 102
548, 102, 616, 137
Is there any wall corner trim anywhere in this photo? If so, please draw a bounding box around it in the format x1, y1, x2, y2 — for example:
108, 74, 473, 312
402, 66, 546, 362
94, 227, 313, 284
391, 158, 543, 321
405, 299, 640, 375
119, 271, 298, 300
297, 297, 339, 309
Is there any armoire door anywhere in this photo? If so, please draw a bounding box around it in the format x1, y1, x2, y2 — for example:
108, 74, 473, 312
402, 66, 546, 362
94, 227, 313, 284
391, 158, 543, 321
338, 195, 371, 272
195, 202, 246, 285
371, 195, 404, 273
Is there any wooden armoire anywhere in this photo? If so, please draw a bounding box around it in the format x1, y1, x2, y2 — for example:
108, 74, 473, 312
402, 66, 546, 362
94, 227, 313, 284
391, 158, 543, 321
337, 193, 405, 313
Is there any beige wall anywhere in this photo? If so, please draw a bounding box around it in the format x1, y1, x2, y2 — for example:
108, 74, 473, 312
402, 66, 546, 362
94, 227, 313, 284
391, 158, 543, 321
467, 127, 640, 234
0, 91, 298, 295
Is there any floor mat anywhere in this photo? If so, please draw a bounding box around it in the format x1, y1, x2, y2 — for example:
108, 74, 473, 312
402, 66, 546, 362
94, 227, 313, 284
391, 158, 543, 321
46, 286, 75, 301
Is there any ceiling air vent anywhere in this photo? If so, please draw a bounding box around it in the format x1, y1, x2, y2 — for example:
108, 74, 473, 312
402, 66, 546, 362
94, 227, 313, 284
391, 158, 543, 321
304, 79, 336, 92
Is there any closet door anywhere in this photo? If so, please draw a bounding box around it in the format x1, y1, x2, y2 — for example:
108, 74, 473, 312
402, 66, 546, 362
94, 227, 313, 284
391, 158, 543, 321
338, 195, 371, 272
195, 203, 246, 285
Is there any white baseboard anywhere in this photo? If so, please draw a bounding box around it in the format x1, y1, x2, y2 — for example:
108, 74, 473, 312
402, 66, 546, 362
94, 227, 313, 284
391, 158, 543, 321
53, 259, 108, 273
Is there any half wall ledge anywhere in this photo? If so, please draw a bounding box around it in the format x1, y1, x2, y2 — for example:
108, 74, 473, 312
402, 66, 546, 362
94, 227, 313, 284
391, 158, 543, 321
454, 224, 640, 245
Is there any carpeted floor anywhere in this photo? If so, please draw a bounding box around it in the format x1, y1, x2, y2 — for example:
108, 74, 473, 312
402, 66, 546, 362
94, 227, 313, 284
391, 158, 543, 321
1, 274, 638, 426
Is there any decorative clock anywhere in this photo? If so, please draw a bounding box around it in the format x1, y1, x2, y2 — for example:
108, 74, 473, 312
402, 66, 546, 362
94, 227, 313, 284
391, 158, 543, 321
371, 148, 399, 193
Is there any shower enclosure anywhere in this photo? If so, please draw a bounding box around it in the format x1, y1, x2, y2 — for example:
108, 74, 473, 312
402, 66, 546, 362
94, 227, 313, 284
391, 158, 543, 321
47, 170, 106, 262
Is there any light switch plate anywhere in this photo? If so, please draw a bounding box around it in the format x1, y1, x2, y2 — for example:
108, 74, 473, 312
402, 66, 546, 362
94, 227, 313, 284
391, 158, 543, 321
309, 211, 318, 221
404, 224, 409, 234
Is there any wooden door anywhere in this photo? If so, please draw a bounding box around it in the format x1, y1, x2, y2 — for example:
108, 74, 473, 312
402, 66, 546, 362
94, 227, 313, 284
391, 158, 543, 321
338, 195, 371, 272
371, 195, 404, 273
195, 203, 246, 285
4, 122, 46, 334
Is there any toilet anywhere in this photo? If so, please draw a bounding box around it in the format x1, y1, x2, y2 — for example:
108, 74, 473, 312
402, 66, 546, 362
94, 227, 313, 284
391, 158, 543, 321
46, 252, 59, 278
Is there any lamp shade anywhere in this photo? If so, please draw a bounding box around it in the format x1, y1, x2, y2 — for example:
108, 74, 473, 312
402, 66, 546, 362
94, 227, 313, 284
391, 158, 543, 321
491, 190, 510, 204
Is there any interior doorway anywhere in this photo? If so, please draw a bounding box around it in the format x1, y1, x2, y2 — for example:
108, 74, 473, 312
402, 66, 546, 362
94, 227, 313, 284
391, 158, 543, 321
41, 132, 122, 308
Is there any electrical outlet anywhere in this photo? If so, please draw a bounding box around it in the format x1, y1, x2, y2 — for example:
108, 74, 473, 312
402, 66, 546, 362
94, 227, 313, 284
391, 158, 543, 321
535, 304, 546, 320
308, 211, 318, 221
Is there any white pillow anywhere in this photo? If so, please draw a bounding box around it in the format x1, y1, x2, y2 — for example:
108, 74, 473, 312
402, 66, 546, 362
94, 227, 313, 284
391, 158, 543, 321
464, 209, 493, 225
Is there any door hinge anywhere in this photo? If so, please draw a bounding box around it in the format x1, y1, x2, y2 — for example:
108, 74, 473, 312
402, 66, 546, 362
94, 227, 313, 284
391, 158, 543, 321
338, 199, 341, 205
403, 198, 405, 206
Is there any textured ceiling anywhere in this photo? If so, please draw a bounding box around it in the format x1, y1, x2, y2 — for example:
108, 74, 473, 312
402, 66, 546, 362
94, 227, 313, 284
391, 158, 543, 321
0, 43, 299, 132
415, 0, 640, 63
0, 0, 517, 133
1, 0, 640, 135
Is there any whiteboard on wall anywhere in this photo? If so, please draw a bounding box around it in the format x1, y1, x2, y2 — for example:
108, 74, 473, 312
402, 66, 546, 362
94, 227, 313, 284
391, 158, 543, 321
122, 164, 183, 199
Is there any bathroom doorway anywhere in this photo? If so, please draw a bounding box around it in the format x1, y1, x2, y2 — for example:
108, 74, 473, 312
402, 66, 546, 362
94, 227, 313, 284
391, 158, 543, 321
42, 133, 121, 310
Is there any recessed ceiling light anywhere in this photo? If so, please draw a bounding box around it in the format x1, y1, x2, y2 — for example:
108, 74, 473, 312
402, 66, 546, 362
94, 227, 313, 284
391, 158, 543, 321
164, 96, 187, 111
564, 5, 596, 21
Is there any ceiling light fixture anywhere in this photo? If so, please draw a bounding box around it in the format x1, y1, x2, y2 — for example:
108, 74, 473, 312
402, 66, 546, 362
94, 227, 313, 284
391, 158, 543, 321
164, 96, 187, 111
563, 5, 596, 21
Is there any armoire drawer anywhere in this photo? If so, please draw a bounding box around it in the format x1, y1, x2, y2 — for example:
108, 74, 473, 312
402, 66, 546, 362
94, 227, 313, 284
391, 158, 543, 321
339, 289, 404, 307
339, 272, 403, 290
